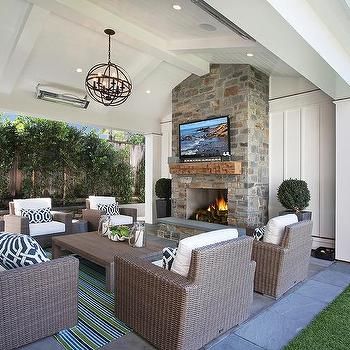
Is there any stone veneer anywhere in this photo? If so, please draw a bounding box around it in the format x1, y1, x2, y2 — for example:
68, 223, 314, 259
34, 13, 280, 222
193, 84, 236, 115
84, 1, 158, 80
171, 64, 269, 227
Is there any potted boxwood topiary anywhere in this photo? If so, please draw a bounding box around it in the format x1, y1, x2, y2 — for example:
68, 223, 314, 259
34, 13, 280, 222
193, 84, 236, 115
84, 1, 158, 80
155, 178, 172, 218
277, 178, 312, 221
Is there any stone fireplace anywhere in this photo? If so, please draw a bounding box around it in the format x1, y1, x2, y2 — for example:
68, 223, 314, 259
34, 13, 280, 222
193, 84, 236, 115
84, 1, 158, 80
170, 64, 269, 228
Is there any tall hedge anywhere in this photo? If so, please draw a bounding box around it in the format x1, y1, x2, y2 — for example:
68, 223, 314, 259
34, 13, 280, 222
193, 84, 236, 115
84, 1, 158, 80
0, 116, 135, 204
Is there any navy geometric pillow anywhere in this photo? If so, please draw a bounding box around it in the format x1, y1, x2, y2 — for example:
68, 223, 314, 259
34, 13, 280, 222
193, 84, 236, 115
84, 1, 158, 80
98, 203, 119, 216
162, 247, 177, 270
253, 226, 266, 241
0, 232, 50, 269
21, 207, 52, 224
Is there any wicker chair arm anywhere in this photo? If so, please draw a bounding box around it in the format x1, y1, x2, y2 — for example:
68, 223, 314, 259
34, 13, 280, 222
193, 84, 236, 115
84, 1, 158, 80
0, 256, 79, 350
51, 211, 73, 234
119, 207, 137, 222
252, 240, 287, 261
3, 214, 29, 235
82, 208, 104, 231
115, 253, 196, 344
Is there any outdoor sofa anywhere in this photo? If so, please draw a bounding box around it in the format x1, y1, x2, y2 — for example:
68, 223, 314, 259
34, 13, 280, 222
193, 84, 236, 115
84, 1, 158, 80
252, 220, 313, 298
115, 234, 256, 350
0, 256, 79, 350
4, 198, 72, 247
82, 196, 137, 231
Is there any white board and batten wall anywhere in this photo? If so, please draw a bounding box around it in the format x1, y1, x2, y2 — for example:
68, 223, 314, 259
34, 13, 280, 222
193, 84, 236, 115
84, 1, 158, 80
269, 89, 336, 249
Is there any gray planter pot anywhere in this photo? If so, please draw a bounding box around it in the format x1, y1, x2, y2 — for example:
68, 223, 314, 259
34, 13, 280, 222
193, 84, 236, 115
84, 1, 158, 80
279, 210, 312, 222
156, 199, 171, 218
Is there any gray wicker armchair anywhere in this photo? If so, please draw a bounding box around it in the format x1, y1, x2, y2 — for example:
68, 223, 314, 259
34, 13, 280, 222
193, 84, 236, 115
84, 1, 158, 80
115, 236, 256, 350
252, 220, 313, 299
0, 256, 79, 350
4, 201, 73, 248
82, 198, 137, 231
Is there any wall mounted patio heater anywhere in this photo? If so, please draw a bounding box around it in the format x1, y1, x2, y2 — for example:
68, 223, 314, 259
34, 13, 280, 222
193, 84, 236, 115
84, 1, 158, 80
36, 84, 90, 109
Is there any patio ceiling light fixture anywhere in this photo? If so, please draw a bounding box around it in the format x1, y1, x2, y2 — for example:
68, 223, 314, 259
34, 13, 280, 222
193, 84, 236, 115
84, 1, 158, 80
85, 29, 132, 106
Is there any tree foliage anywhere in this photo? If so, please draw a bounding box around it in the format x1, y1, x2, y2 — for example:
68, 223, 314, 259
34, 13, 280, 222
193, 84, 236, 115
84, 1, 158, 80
0, 117, 137, 204
277, 178, 310, 212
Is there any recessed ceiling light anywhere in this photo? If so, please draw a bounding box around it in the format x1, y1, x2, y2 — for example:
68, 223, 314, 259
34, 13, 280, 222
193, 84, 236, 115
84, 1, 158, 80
76, 68, 83, 73
246, 53, 254, 57
146, 90, 151, 94
173, 4, 182, 10
199, 23, 217, 32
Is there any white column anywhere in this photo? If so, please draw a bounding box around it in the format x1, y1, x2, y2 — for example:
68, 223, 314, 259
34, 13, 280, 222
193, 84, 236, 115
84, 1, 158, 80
335, 99, 350, 262
145, 133, 161, 224
160, 114, 172, 178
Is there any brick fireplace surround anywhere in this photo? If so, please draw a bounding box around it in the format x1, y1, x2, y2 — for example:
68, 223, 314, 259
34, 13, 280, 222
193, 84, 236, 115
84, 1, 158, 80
171, 64, 269, 228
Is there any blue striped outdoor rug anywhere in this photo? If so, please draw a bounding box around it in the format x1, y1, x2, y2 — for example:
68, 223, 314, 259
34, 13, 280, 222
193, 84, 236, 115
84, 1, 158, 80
53, 259, 131, 350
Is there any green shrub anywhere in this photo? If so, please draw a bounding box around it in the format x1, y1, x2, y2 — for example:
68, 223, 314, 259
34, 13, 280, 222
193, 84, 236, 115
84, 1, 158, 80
277, 179, 310, 212
0, 116, 142, 204
155, 178, 171, 199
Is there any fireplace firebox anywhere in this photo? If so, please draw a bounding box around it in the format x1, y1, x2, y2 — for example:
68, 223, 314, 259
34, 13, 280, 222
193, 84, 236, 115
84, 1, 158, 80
186, 188, 228, 225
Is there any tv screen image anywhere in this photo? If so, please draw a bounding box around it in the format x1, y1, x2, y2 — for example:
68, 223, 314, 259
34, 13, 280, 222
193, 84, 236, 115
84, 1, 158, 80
179, 116, 230, 159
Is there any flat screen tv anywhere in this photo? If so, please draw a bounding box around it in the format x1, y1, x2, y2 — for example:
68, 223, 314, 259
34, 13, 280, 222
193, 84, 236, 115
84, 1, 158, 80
179, 116, 230, 160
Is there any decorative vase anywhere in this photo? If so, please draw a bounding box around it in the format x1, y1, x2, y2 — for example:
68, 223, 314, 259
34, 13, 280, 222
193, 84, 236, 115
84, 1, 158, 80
129, 222, 146, 248
98, 215, 111, 236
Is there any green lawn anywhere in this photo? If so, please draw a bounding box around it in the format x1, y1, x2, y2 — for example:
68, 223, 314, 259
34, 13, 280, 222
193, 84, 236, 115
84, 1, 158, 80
285, 285, 350, 350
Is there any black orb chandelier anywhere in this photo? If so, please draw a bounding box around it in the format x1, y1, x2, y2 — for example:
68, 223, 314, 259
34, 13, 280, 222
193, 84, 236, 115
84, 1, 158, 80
85, 29, 132, 106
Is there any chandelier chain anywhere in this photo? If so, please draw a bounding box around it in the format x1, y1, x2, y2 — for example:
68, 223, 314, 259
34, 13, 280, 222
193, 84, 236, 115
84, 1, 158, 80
108, 33, 111, 63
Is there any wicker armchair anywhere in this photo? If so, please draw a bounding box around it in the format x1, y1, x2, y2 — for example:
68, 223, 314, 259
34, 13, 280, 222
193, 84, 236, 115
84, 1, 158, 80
82, 198, 137, 231
115, 236, 256, 350
252, 220, 313, 299
0, 256, 79, 350
4, 200, 73, 248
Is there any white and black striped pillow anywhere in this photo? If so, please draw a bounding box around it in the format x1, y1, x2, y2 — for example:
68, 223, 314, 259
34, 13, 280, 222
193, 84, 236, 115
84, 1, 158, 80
21, 207, 52, 224
162, 247, 177, 270
0, 232, 50, 269
98, 203, 119, 216
253, 226, 266, 241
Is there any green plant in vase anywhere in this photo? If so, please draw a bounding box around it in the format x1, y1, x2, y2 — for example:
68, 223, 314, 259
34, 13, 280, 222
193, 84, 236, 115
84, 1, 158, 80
109, 225, 130, 241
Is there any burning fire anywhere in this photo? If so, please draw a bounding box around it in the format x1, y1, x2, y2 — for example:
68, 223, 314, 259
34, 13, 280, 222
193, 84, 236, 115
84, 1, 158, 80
207, 196, 228, 212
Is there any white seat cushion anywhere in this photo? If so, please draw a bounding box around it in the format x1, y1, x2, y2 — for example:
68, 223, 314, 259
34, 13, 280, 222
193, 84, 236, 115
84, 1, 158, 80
110, 215, 133, 226
89, 196, 115, 210
29, 221, 65, 236
171, 228, 239, 277
263, 214, 298, 245
13, 198, 52, 216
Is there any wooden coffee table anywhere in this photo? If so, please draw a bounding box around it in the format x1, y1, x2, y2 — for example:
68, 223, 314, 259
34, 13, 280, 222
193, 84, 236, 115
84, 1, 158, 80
52, 231, 175, 292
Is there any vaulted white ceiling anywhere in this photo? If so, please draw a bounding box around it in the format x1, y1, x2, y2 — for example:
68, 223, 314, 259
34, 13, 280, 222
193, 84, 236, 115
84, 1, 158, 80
0, 0, 304, 133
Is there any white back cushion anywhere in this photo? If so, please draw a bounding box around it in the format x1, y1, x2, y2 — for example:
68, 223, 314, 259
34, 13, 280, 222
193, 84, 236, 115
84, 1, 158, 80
89, 196, 116, 210
171, 228, 239, 277
263, 214, 298, 245
13, 198, 52, 216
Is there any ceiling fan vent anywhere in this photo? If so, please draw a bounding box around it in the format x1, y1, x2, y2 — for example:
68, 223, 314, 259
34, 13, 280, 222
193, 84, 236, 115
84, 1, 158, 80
191, 0, 255, 41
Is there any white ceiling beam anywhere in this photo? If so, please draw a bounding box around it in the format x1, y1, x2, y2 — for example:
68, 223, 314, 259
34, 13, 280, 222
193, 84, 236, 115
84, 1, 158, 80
28, 0, 209, 76
167, 36, 256, 53
0, 4, 49, 94
130, 58, 163, 88
266, 0, 350, 86
206, 0, 350, 99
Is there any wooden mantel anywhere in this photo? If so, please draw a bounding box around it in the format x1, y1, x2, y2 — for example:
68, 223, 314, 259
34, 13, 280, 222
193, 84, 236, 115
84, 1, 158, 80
169, 161, 242, 175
